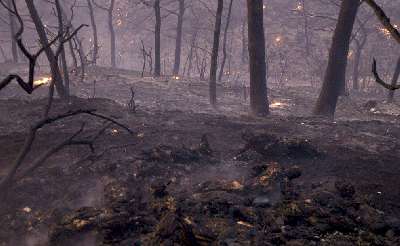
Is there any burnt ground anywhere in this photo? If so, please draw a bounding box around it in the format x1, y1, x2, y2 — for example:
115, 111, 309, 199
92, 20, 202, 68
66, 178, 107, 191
1, 67, 400, 245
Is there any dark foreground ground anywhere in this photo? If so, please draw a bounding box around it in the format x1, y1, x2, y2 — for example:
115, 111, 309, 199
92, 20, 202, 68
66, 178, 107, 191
1, 67, 400, 245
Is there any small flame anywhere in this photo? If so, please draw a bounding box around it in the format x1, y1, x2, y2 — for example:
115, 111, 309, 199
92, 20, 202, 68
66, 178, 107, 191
34, 76, 52, 86
172, 76, 180, 80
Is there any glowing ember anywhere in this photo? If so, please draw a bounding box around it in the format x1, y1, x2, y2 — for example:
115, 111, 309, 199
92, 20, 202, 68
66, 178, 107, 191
184, 217, 193, 225
237, 221, 254, 228
172, 76, 180, 80
378, 27, 390, 37
258, 162, 280, 186
22, 207, 32, 213
270, 100, 289, 109
348, 50, 353, 58
73, 219, 89, 229
33, 76, 52, 86
230, 180, 244, 190
111, 129, 119, 135
296, 3, 303, 11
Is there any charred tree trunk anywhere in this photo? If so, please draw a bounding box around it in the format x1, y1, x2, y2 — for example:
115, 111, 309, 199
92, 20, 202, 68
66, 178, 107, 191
301, 0, 311, 57
25, 0, 66, 99
108, 0, 116, 68
247, 0, 269, 116
0, 45, 6, 61
172, 0, 185, 76
218, 0, 234, 82
209, 0, 223, 107
55, 0, 70, 99
241, 17, 247, 65
93, 0, 115, 68
87, 0, 98, 65
186, 29, 197, 77
154, 0, 161, 77
387, 56, 400, 103
7, 0, 18, 63
352, 35, 366, 91
68, 38, 78, 73
313, 0, 359, 117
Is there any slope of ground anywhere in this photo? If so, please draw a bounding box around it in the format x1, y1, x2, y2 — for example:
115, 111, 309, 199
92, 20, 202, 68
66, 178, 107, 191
0, 68, 400, 245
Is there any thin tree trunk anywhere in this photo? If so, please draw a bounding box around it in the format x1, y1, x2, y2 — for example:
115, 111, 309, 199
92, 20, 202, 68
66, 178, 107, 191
68, 38, 78, 72
352, 37, 366, 91
218, 0, 234, 82
301, 0, 311, 57
173, 0, 185, 76
109, 0, 116, 68
241, 17, 247, 65
25, 0, 66, 99
7, 0, 18, 63
387, 56, 400, 103
75, 39, 86, 82
186, 30, 197, 77
313, 0, 359, 117
0, 45, 6, 61
55, 0, 70, 100
209, 0, 224, 107
87, 0, 98, 65
154, 0, 161, 77
247, 0, 269, 116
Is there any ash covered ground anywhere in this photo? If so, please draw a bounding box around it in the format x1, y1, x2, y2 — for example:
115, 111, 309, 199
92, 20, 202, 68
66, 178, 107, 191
1, 67, 400, 245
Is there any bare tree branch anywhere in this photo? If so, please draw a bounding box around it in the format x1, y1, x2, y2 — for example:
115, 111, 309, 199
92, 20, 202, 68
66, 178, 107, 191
363, 0, 400, 44
372, 58, 400, 91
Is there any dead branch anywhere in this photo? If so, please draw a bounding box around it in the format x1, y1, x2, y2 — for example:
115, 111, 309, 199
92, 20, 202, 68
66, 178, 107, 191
372, 58, 400, 91
17, 122, 113, 181
0, 0, 86, 94
363, 0, 400, 44
17, 124, 86, 180
0, 109, 134, 198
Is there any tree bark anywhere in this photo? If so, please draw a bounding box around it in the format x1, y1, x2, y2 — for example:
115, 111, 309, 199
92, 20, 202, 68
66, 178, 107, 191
25, 0, 66, 99
209, 0, 223, 107
87, 0, 98, 65
313, 0, 359, 117
154, 0, 161, 77
218, 0, 234, 82
247, 0, 269, 116
387, 56, 400, 103
173, 0, 185, 76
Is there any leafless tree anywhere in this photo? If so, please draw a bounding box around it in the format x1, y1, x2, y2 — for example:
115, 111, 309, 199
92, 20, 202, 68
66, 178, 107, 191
218, 0, 234, 83
93, 0, 116, 68
209, 0, 223, 107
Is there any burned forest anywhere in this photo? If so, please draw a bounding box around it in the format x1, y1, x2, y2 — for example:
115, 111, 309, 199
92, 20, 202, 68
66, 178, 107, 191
1, 0, 400, 245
